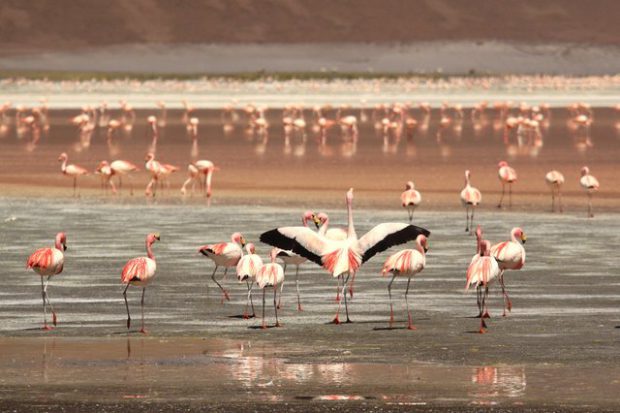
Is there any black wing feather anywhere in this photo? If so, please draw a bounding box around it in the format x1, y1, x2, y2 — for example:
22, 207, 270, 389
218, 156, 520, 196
361, 224, 431, 263
259, 228, 323, 267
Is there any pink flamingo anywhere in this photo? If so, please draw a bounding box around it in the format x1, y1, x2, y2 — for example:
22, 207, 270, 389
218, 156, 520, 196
58, 153, 88, 196
381, 234, 428, 330
26, 232, 67, 330
199, 232, 246, 302
236, 243, 263, 318
94, 160, 116, 194
401, 181, 422, 222
580, 166, 600, 217
121, 233, 160, 334
260, 188, 430, 324
545, 170, 565, 213
110, 160, 139, 195
180, 164, 200, 196
490, 227, 526, 316
466, 239, 501, 333
468, 226, 485, 317
460, 170, 482, 233
497, 161, 517, 208
256, 248, 285, 329
194, 160, 219, 198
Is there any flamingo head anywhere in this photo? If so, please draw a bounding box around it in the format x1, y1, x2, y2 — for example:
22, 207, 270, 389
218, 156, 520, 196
232, 232, 246, 247
581, 166, 590, 176
314, 212, 328, 228
480, 240, 491, 256
147, 233, 161, 245
245, 243, 256, 254
302, 210, 314, 227
58, 152, 68, 162
512, 227, 526, 244
405, 181, 414, 190
346, 188, 354, 204
55, 232, 67, 251
269, 248, 279, 263
475, 225, 483, 241
498, 161, 508, 169
145, 152, 155, 162
417, 234, 429, 253
465, 169, 471, 181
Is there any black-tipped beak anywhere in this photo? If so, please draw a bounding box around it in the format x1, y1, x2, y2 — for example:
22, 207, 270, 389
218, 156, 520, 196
424, 247, 428, 253
63, 244, 67, 251
156, 235, 161, 241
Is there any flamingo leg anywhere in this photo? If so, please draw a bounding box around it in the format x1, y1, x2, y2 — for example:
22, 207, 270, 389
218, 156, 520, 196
588, 192, 594, 218
210, 266, 230, 302
123, 283, 131, 330
331, 275, 342, 324
498, 271, 512, 316
405, 277, 415, 330
277, 263, 286, 309
40, 277, 51, 330
261, 288, 267, 329
118, 176, 123, 193
343, 273, 352, 323
244, 280, 255, 318
470, 207, 475, 234
465, 205, 470, 232
407, 207, 413, 223
475, 285, 482, 318
294, 265, 303, 311
348, 270, 356, 299
43, 276, 57, 326
139, 287, 147, 334
274, 285, 281, 327
497, 183, 505, 208
73, 177, 77, 197
387, 273, 396, 327
551, 190, 555, 212
558, 188, 563, 213
479, 285, 489, 333
509, 183, 513, 207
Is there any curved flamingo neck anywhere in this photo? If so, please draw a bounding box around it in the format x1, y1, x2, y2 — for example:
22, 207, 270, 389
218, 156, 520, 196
415, 238, 425, 255
510, 229, 519, 243
60, 158, 67, 173
205, 169, 213, 197
146, 241, 155, 260
55, 234, 63, 250
347, 197, 356, 239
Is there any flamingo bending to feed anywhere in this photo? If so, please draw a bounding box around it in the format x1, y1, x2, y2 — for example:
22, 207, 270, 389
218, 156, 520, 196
545, 170, 565, 213
180, 164, 200, 196
466, 239, 501, 333
260, 188, 431, 324
58, 152, 88, 196
121, 233, 160, 333
497, 161, 517, 208
236, 243, 263, 318
381, 234, 428, 330
26, 232, 67, 330
401, 181, 422, 222
194, 160, 218, 198
580, 166, 599, 218
460, 170, 482, 233
274, 210, 315, 311
490, 227, 526, 316
199, 232, 246, 302
255, 248, 285, 329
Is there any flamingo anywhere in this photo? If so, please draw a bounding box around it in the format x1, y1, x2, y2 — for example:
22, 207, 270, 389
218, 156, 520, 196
110, 160, 139, 195
465, 239, 501, 333
256, 248, 285, 329
199, 232, 246, 303
236, 243, 263, 319
545, 170, 565, 213
497, 161, 517, 208
490, 227, 526, 316
121, 233, 160, 334
274, 210, 315, 311
580, 166, 600, 218
94, 160, 116, 194
26, 232, 67, 330
180, 164, 200, 196
58, 153, 88, 196
381, 234, 428, 330
468, 226, 485, 317
401, 181, 422, 222
460, 170, 482, 233
260, 188, 430, 324
194, 160, 218, 198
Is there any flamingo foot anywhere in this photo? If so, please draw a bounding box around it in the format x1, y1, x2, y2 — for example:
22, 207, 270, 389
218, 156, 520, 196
349, 288, 354, 299
331, 316, 341, 325
52, 313, 58, 326
506, 301, 513, 312
277, 304, 282, 310
297, 304, 303, 312
275, 322, 282, 328
482, 311, 491, 319
478, 327, 487, 334
407, 324, 416, 331
139, 328, 148, 335
261, 323, 267, 330
345, 318, 353, 324
41, 324, 54, 331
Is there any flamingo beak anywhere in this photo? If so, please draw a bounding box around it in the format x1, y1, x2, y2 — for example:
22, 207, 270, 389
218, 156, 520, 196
63, 243, 67, 251
521, 233, 526, 244
155, 234, 161, 241
241, 237, 246, 247
312, 215, 321, 229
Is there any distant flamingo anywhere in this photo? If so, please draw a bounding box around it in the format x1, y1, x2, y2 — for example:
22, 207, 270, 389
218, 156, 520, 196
401, 181, 422, 222
466, 239, 501, 333
256, 248, 285, 329
94, 160, 116, 194
121, 233, 160, 334
199, 232, 246, 303
580, 166, 600, 218
490, 227, 526, 316
545, 170, 565, 213
26, 232, 67, 330
236, 243, 263, 319
194, 160, 218, 198
144, 153, 162, 196
497, 161, 517, 208
460, 170, 482, 233
58, 152, 88, 196
260, 188, 430, 324
180, 164, 200, 196
110, 160, 139, 195
381, 234, 428, 330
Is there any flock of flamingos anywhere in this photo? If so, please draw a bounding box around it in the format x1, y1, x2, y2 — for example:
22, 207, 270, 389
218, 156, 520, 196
15, 98, 605, 336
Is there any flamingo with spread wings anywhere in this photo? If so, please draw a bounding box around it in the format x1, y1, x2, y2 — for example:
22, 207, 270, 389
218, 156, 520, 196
260, 188, 430, 324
